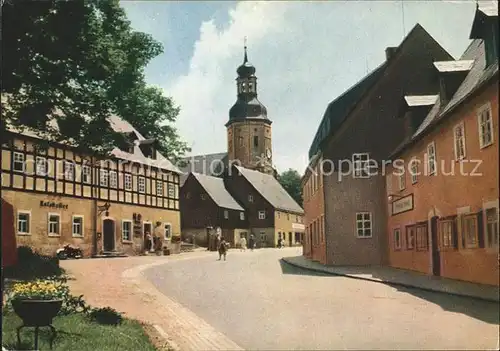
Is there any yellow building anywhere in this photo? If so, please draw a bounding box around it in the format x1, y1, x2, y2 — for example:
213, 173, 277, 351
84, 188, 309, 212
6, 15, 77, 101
1, 115, 181, 257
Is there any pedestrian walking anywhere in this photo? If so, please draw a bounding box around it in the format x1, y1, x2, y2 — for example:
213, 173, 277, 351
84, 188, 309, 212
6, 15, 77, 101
239, 236, 247, 251
249, 234, 255, 251
218, 238, 229, 261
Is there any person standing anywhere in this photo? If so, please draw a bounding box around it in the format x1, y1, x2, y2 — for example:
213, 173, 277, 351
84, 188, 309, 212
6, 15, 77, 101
249, 234, 255, 251
218, 238, 228, 261
240, 236, 247, 252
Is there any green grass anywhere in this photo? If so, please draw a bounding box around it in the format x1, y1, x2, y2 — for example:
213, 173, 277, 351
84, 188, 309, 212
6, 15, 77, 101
2, 310, 157, 351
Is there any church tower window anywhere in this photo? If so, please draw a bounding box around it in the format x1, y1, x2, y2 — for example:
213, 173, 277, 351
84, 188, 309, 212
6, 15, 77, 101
253, 136, 259, 148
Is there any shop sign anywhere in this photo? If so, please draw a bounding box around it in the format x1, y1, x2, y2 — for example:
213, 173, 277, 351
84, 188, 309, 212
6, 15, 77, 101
392, 194, 414, 215
40, 201, 68, 209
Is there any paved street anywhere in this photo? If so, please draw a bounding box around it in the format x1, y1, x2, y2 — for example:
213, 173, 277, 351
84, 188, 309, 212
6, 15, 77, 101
144, 247, 499, 350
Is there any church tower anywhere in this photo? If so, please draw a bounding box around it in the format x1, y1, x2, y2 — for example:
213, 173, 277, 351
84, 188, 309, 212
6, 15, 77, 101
226, 44, 273, 175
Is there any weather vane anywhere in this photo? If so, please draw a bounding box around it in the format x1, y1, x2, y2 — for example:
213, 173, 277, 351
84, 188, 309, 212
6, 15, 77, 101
244, 36, 247, 49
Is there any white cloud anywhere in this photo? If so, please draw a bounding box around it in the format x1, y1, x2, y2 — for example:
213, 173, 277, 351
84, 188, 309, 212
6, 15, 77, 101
164, 1, 476, 174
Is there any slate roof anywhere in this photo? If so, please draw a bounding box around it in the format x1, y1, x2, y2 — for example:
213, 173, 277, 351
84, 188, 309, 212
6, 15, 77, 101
433, 60, 474, 72
178, 152, 228, 186
3, 106, 180, 173
191, 173, 244, 211
234, 166, 304, 214
390, 39, 499, 158
404, 95, 439, 107
478, 0, 498, 17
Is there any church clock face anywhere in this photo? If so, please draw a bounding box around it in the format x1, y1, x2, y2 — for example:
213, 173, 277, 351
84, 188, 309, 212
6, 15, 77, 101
266, 148, 272, 159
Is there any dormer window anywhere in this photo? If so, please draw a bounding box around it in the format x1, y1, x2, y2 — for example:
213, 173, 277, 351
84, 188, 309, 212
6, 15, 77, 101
469, 4, 499, 68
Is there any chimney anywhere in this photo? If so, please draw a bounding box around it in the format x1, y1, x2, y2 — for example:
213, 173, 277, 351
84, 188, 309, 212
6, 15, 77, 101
385, 47, 398, 61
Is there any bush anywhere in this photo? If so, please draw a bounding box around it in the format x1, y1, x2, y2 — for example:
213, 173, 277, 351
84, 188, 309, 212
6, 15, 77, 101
88, 307, 123, 326
4, 246, 64, 280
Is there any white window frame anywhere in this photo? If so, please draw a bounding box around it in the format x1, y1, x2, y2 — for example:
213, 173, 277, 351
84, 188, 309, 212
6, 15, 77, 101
398, 172, 406, 191
122, 220, 133, 242
410, 159, 418, 184
258, 210, 266, 220
72, 215, 84, 237
453, 122, 466, 160
48, 213, 61, 236
394, 228, 402, 250
355, 212, 372, 238
124, 174, 132, 190
17, 210, 31, 235
156, 181, 163, 196
224, 210, 229, 219
64, 161, 75, 181
167, 183, 175, 198
485, 207, 499, 248
109, 171, 118, 188
13, 152, 25, 173
100, 169, 109, 187
240, 212, 245, 220
248, 195, 254, 202
353, 153, 370, 179
478, 103, 494, 149
426, 142, 436, 176
164, 223, 172, 240
36, 156, 48, 176
82, 165, 91, 184
138, 176, 146, 193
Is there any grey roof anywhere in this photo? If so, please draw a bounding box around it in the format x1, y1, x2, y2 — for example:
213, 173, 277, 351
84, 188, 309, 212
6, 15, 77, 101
433, 60, 474, 72
192, 173, 243, 211
235, 166, 304, 214
178, 152, 228, 186
404, 95, 439, 107
478, 1, 498, 16
391, 39, 498, 157
3, 106, 180, 173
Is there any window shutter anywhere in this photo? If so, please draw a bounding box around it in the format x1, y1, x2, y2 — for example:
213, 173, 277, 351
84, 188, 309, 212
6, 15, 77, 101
452, 217, 459, 249
477, 211, 485, 248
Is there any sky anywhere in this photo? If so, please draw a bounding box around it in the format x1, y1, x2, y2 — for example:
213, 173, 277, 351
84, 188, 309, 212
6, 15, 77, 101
121, 0, 479, 174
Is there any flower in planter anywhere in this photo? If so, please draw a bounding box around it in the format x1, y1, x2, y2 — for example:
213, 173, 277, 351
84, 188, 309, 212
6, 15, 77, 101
8, 279, 68, 301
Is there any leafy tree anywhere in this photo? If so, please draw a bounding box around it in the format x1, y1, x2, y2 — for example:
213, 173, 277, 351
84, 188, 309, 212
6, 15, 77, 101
1, 0, 189, 163
278, 169, 303, 207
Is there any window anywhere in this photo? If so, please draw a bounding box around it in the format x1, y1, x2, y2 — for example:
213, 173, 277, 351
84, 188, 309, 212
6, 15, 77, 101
156, 181, 163, 196
439, 220, 455, 249
253, 136, 259, 148
122, 220, 132, 241
109, 171, 118, 188
486, 208, 499, 247
454, 122, 466, 160
13, 152, 25, 172
406, 226, 415, 250
426, 142, 436, 175
353, 153, 370, 178
100, 169, 108, 186
277, 212, 281, 218
355, 212, 372, 238
398, 172, 406, 191
478, 104, 494, 148
224, 210, 229, 219
168, 183, 175, 198
164, 223, 171, 240
463, 214, 478, 248
72, 215, 84, 236
48, 213, 61, 236
394, 228, 402, 250
138, 176, 146, 193
36, 157, 48, 176
240, 212, 245, 220
410, 159, 418, 184
248, 195, 254, 202
260, 232, 267, 242
17, 211, 30, 234
287, 213, 290, 220
415, 224, 428, 251
124, 174, 132, 190
296, 215, 299, 222
64, 161, 74, 180
258, 211, 266, 220
82, 165, 91, 184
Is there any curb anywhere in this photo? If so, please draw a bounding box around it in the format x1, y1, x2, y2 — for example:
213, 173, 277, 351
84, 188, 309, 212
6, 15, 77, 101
281, 258, 500, 303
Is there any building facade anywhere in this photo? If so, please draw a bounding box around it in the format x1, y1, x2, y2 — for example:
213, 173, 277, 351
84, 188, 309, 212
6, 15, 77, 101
386, 5, 499, 286
1, 115, 181, 257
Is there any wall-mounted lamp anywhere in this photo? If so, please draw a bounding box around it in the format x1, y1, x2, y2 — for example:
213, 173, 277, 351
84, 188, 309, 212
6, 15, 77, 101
387, 194, 404, 203
97, 202, 111, 216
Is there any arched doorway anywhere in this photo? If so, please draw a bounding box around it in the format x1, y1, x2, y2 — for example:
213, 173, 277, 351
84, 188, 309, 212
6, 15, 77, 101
103, 219, 115, 252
